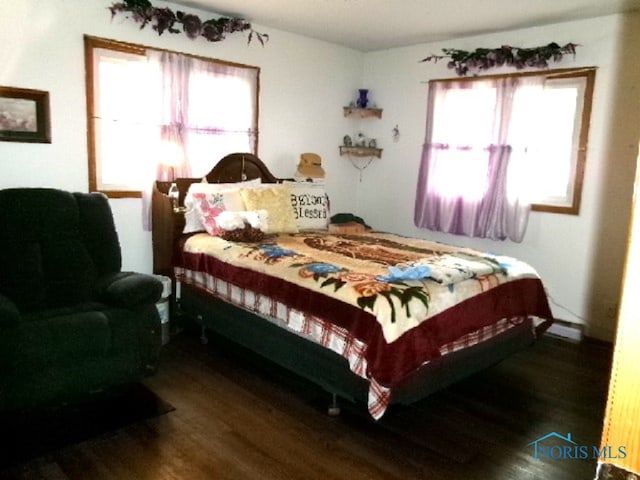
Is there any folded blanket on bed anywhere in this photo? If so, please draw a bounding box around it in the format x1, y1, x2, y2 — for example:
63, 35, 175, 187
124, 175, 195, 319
378, 252, 512, 285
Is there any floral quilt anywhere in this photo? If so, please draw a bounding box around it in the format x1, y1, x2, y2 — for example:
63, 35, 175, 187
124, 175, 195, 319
181, 231, 551, 351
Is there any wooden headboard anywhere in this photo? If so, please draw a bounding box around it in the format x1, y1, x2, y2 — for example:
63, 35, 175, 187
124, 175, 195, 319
151, 153, 284, 277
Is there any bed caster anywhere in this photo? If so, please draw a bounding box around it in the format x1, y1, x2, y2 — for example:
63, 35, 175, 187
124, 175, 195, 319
200, 325, 209, 345
327, 393, 341, 416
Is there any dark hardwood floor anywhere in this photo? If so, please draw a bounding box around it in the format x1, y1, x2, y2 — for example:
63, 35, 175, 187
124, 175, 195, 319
0, 330, 612, 480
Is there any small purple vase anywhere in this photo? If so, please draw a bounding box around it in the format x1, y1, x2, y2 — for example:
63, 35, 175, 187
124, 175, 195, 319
357, 89, 369, 108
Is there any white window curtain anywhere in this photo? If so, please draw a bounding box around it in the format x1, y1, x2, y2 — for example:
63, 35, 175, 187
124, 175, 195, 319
414, 75, 545, 242
151, 50, 193, 180
142, 50, 258, 230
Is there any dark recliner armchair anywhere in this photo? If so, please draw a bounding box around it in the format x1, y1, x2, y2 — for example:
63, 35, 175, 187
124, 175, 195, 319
0, 188, 162, 411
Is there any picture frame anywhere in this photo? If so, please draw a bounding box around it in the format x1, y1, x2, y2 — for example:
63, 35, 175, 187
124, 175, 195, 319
0, 86, 51, 143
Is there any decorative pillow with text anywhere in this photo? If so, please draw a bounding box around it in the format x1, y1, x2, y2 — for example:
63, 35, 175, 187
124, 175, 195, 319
285, 181, 330, 230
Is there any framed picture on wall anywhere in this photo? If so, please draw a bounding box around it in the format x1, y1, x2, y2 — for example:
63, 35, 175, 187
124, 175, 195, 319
0, 86, 51, 143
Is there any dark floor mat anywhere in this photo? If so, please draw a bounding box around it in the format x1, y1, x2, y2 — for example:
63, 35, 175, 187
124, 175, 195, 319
0, 383, 174, 469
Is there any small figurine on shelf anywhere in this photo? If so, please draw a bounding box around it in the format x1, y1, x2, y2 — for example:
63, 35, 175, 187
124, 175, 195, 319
343, 135, 353, 146
392, 124, 400, 142
368, 138, 377, 148
357, 132, 366, 147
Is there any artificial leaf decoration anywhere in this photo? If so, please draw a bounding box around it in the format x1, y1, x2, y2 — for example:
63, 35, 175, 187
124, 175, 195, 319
109, 0, 269, 45
177, 11, 202, 39
123, 0, 151, 7
421, 42, 578, 76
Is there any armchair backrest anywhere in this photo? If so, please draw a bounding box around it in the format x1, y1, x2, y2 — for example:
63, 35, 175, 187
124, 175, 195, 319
0, 188, 122, 311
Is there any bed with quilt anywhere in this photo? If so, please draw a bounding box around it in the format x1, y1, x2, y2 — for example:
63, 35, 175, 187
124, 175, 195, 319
152, 153, 553, 420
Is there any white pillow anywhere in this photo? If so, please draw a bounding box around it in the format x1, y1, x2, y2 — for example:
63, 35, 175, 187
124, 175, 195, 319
284, 181, 330, 230
183, 179, 261, 233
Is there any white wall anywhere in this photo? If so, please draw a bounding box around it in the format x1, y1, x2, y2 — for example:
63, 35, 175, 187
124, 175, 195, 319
1, 2, 638, 341
357, 13, 640, 340
0, 0, 363, 273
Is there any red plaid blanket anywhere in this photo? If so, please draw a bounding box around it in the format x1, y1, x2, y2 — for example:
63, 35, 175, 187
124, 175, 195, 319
176, 267, 539, 419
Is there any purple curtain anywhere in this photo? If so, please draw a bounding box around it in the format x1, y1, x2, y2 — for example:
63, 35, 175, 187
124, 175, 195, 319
141, 51, 258, 230
414, 77, 540, 242
153, 51, 193, 180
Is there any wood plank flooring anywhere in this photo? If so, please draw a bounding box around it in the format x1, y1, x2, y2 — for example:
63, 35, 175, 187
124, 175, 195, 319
0, 331, 612, 480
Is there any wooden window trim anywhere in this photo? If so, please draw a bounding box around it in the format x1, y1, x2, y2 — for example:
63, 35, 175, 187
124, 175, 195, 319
531, 68, 595, 215
428, 67, 597, 215
84, 35, 260, 198
428, 66, 596, 85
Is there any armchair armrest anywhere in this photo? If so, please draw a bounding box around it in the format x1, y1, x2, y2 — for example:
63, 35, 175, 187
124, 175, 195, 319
94, 272, 163, 309
0, 293, 20, 326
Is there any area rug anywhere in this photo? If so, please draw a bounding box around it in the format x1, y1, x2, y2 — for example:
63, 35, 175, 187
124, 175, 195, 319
0, 383, 174, 469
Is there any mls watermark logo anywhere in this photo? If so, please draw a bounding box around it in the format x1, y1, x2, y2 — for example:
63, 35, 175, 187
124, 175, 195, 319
527, 432, 627, 461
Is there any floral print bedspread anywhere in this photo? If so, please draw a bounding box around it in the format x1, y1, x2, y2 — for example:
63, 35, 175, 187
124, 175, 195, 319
182, 231, 543, 343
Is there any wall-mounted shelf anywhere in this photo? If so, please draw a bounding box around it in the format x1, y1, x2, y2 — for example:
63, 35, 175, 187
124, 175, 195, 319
343, 107, 383, 119
339, 146, 383, 158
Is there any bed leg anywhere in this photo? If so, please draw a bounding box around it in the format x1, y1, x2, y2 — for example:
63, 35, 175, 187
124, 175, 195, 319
200, 324, 209, 345
327, 393, 341, 417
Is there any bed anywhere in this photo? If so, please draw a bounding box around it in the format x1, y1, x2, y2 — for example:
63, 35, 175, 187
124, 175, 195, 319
152, 152, 553, 419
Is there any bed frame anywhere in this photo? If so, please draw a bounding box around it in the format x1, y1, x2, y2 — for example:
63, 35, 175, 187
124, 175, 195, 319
152, 152, 281, 277
152, 152, 539, 415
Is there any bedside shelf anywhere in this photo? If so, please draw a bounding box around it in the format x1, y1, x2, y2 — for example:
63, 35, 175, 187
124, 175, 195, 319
343, 107, 383, 119
339, 146, 383, 158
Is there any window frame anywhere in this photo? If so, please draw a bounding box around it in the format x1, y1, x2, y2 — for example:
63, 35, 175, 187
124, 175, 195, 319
84, 35, 260, 198
427, 67, 596, 215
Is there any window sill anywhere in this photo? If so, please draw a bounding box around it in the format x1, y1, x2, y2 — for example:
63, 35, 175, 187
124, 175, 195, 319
531, 203, 579, 215
97, 190, 143, 199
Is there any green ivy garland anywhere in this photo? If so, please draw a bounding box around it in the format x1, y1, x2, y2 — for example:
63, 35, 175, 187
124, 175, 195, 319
420, 42, 578, 76
109, 0, 269, 45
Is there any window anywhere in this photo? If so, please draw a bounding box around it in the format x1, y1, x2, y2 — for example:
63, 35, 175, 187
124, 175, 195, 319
420, 68, 595, 216
510, 71, 594, 213
84, 36, 259, 197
